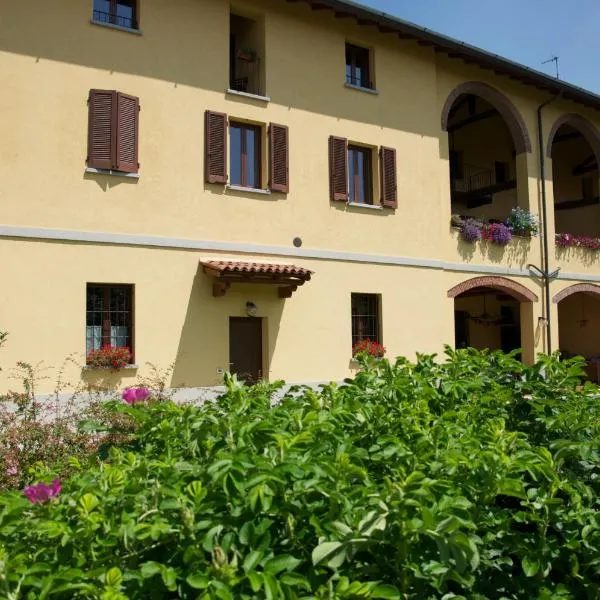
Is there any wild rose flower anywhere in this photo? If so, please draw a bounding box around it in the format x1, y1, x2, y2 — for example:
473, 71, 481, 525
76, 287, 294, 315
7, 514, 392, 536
23, 479, 61, 504
122, 387, 150, 405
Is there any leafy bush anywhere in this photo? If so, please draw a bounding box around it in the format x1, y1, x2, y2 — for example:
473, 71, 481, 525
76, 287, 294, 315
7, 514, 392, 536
0, 359, 137, 492
2, 350, 600, 599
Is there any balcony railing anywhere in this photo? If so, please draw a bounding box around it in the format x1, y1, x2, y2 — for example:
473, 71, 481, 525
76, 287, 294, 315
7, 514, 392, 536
93, 9, 137, 30
230, 50, 262, 96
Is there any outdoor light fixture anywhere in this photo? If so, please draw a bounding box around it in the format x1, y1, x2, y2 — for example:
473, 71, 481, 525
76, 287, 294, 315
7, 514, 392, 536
246, 301, 258, 317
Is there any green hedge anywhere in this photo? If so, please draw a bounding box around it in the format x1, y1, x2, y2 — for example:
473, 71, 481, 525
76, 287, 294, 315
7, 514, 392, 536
1, 348, 600, 599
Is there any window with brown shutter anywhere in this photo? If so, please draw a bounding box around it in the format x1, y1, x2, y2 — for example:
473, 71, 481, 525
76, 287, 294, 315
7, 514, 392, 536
348, 145, 372, 204
87, 89, 139, 174
329, 136, 348, 201
269, 123, 289, 193
379, 146, 397, 208
205, 110, 228, 184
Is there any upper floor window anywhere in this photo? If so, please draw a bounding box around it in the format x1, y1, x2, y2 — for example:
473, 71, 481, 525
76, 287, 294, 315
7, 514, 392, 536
93, 0, 138, 30
230, 13, 264, 97
348, 145, 372, 204
230, 122, 261, 189
329, 136, 397, 208
345, 43, 372, 89
204, 111, 289, 193
87, 89, 140, 174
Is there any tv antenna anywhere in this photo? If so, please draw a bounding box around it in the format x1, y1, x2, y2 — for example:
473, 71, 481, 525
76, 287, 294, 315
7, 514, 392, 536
542, 55, 560, 79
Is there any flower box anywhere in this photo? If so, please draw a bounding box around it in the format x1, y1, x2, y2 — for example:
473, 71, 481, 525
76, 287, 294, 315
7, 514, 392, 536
352, 339, 386, 359
86, 346, 133, 370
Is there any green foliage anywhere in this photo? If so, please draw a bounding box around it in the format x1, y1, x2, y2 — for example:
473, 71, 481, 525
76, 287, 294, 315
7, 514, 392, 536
1, 349, 600, 598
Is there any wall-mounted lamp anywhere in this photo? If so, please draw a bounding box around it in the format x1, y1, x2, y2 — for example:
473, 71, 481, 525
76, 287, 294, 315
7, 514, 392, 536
246, 301, 258, 317
538, 316, 549, 328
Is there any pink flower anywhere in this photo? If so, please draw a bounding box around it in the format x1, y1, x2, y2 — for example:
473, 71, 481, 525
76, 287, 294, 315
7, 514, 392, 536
23, 479, 61, 504
122, 387, 150, 404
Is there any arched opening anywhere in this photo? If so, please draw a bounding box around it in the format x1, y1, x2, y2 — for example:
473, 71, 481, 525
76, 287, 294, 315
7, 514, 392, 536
442, 82, 531, 226
449, 277, 537, 360
555, 284, 600, 382
549, 115, 600, 238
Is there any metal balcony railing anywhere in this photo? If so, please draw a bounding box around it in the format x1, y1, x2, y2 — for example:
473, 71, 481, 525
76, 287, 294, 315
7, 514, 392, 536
451, 162, 515, 194
230, 51, 262, 96
93, 9, 137, 30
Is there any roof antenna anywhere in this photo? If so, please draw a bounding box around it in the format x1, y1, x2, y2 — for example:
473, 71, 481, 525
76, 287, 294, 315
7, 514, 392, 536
542, 55, 560, 80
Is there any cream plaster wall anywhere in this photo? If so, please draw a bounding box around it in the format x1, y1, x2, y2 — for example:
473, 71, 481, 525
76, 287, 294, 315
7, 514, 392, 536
1, 0, 600, 392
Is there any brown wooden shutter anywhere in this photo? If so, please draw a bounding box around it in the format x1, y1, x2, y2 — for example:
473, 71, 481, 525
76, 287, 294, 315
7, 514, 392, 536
87, 89, 116, 170
269, 123, 289, 192
205, 110, 228, 184
379, 146, 397, 208
329, 136, 347, 201
115, 92, 139, 173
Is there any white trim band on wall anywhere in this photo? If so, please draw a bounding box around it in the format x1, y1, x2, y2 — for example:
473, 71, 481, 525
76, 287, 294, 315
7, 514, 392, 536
1, 224, 599, 281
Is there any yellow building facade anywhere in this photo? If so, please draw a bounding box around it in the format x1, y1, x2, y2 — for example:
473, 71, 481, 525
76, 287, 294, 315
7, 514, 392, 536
2, 0, 600, 393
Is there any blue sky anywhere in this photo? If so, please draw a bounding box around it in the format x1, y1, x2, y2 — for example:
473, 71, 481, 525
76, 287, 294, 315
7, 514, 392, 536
360, 0, 600, 94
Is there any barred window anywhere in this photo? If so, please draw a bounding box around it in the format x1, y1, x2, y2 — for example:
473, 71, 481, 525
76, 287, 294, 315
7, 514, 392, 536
86, 284, 134, 358
351, 293, 381, 347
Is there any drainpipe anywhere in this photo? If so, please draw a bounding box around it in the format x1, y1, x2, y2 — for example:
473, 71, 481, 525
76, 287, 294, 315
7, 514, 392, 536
536, 94, 560, 354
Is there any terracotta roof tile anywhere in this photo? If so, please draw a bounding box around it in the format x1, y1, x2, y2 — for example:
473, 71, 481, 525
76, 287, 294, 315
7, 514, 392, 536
200, 260, 313, 280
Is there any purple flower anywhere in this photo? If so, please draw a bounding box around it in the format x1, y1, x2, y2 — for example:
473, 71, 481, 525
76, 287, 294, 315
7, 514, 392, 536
122, 387, 151, 405
460, 219, 482, 243
483, 222, 512, 246
23, 479, 61, 504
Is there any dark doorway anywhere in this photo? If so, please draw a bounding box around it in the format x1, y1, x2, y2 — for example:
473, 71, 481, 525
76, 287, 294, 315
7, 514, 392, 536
500, 305, 521, 355
229, 317, 263, 384
454, 310, 470, 349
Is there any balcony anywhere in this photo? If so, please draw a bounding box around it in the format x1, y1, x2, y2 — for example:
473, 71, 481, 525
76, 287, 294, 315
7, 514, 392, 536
451, 162, 517, 210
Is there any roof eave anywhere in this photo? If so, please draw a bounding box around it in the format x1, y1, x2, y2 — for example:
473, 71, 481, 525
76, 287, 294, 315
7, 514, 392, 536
288, 0, 600, 110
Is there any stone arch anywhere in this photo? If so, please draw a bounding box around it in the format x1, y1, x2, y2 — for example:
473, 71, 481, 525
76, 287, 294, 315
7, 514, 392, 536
441, 81, 532, 154
447, 276, 538, 302
546, 113, 600, 166
553, 283, 600, 304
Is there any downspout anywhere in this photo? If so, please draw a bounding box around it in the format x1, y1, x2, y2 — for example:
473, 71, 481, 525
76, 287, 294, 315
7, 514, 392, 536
536, 94, 560, 354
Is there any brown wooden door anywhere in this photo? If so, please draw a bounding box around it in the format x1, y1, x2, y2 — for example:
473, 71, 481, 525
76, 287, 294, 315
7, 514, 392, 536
229, 317, 263, 384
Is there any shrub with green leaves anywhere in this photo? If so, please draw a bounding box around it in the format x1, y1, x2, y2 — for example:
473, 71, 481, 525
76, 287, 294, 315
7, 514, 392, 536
1, 348, 600, 599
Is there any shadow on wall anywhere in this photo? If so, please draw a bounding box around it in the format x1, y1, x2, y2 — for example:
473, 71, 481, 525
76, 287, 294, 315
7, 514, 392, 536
2, 0, 440, 137
556, 246, 600, 268
81, 366, 138, 392
170, 271, 285, 388
455, 231, 533, 269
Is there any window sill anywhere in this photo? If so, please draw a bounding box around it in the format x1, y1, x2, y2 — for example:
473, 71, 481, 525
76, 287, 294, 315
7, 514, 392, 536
83, 364, 139, 371
226, 184, 271, 195
85, 167, 140, 179
347, 201, 383, 210
344, 82, 379, 95
90, 19, 142, 35
226, 89, 271, 103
